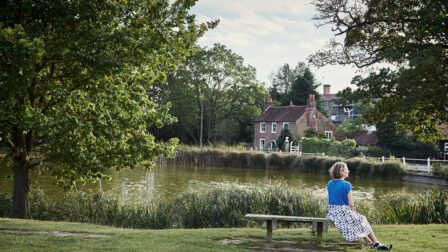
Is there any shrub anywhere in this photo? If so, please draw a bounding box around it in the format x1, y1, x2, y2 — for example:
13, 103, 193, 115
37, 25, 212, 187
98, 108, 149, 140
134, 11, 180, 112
302, 137, 356, 157
433, 163, 448, 181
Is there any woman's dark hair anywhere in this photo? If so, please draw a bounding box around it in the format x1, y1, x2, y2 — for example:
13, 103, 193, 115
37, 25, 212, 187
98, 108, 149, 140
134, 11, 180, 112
329, 162, 348, 179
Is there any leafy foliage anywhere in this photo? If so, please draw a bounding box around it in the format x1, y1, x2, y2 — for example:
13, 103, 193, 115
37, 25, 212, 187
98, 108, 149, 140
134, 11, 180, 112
269, 62, 323, 111
0, 0, 211, 216
154, 44, 267, 144
302, 137, 356, 157
310, 0, 448, 143
277, 128, 295, 151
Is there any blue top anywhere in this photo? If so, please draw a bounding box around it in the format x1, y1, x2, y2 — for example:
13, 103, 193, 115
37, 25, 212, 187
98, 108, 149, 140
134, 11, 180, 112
327, 179, 352, 205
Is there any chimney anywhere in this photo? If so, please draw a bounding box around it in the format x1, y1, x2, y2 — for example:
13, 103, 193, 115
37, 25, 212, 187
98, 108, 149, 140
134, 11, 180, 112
306, 94, 317, 130
323, 84, 331, 96
265, 97, 273, 110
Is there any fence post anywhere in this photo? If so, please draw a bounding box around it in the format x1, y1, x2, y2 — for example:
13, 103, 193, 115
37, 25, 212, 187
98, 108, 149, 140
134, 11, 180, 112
427, 158, 431, 173
402, 157, 406, 166
381, 156, 385, 163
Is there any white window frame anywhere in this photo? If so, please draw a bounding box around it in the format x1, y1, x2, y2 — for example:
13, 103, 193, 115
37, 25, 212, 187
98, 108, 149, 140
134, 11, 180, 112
259, 139, 265, 151
260, 122, 266, 133
445, 142, 448, 152
283, 122, 289, 130
325, 131, 333, 139
271, 122, 277, 133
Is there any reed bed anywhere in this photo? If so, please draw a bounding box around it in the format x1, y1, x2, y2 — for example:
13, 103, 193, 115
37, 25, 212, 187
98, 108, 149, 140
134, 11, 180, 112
1, 184, 446, 229
168, 149, 405, 180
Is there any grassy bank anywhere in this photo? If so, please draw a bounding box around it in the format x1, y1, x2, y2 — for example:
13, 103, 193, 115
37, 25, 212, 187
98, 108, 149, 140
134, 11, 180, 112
168, 147, 405, 180
1, 184, 446, 229
1, 218, 447, 252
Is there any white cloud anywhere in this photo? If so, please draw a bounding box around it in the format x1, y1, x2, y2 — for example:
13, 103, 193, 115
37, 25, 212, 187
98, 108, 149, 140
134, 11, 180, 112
191, 0, 357, 93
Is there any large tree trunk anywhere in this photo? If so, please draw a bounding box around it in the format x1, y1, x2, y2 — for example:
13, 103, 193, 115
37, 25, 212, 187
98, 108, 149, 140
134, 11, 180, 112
11, 157, 31, 218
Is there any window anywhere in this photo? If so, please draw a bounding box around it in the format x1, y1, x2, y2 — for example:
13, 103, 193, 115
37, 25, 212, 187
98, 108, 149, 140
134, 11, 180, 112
271, 122, 277, 133
259, 139, 265, 151
283, 123, 289, 129
325, 131, 333, 139
445, 142, 448, 152
270, 140, 276, 151
260, 122, 266, 133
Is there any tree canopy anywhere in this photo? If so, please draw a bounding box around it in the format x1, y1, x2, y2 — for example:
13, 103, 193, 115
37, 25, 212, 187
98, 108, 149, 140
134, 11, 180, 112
0, 0, 211, 217
309, 0, 448, 143
269, 62, 323, 110
154, 44, 266, 145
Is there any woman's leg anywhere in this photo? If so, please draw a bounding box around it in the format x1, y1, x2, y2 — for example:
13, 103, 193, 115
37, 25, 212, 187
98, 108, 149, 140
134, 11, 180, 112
368, 231, 379, 244
363, 236, 373, 245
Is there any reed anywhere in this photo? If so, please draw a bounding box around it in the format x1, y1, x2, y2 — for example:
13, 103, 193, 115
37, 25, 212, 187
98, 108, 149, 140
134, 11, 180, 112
1, 184, 446, 228
168, 148, 404, 180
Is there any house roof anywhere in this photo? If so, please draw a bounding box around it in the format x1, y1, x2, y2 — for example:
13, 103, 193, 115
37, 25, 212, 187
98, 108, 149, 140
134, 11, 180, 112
353, 130, 379, 146
255, 105, 307, 122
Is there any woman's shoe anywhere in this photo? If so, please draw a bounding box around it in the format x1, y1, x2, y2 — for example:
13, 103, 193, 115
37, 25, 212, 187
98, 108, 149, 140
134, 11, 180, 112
376, 243, 393, 250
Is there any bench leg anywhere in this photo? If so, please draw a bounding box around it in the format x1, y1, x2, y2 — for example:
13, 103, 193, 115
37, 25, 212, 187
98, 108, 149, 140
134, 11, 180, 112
316, 222, 323, 243
266, 220, 272, 242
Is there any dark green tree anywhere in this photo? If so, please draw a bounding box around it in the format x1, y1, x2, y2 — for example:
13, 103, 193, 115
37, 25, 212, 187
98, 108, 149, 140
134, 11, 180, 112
270, 62, 322, 110
158, 44, 267, 144
310, 0, 448, 143
0, 0, 210, 218
277, 128, 295, 151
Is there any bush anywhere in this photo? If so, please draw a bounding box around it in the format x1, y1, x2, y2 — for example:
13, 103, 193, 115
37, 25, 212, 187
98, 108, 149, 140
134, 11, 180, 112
301, 137, 356, 157
433, 163, 448, 181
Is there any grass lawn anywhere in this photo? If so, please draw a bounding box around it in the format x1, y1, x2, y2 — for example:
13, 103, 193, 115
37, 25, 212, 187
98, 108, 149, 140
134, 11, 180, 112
0, 218, 447, 251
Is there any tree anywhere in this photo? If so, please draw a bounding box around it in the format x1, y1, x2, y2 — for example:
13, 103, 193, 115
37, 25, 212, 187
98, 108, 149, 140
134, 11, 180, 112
277, 128, 295, 151
269, 62, 323, 110
158, 44, 267, 145
336, 115, 366, 139
309, 0, 448, 143
0, 0, 211, 218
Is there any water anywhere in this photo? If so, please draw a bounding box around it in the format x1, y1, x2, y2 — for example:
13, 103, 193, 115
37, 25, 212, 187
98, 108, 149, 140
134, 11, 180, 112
0, 163, 443, 203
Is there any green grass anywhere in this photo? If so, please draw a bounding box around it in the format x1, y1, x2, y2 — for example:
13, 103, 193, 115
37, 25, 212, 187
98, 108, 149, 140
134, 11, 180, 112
0, 218, 447, 251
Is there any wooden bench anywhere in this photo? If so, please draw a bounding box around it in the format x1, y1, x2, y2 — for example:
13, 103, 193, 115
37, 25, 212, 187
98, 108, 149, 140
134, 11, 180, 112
245, 214, 331, 242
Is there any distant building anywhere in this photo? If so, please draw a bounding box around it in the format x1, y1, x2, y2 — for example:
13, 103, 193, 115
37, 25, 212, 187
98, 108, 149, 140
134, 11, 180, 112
321, 84, 361, 124
254, 95, 336, 151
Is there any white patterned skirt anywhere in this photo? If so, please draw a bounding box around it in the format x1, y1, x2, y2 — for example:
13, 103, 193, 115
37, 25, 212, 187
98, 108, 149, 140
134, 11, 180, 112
326, 205, 373, 242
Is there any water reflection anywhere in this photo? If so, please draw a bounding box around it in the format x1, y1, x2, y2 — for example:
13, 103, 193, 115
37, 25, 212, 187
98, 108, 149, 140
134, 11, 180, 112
0, 163, 445, 203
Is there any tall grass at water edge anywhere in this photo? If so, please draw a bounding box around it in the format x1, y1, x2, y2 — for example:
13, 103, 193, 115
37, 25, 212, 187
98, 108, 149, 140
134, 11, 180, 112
168, 149, 404, 180
1, 184, 446, 229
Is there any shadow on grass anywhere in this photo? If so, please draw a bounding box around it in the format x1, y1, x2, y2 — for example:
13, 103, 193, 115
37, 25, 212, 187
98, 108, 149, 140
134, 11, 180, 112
218, 236, 363, 251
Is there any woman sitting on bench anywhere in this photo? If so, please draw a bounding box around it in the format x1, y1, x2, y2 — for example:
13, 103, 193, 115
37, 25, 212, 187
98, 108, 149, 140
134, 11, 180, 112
326, 162, 392, 250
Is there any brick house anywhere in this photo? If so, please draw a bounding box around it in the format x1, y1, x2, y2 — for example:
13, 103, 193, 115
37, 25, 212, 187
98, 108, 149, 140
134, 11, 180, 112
254, 95, 337, 151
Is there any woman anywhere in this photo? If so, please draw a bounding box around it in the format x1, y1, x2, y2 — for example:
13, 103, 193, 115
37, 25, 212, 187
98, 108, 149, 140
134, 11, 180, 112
326, 162, 392, 250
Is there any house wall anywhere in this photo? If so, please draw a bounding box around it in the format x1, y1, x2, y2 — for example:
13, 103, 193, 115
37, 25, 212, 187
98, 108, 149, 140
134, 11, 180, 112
295, 111, 336, 139
254, 121, 296, 150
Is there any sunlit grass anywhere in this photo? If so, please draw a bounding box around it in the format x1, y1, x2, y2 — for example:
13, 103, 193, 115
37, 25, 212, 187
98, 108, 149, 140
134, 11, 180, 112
0, 218, 447, 252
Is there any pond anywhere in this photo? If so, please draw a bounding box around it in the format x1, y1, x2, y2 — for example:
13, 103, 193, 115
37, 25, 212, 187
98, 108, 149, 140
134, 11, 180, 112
0, 164, 443, 203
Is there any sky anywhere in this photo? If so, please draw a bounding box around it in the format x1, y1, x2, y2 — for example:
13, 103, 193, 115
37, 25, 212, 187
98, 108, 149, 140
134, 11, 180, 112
190, 0, 359, 94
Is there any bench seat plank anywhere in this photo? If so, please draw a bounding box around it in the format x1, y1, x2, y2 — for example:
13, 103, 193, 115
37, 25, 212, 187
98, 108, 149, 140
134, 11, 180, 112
245, 214, 329, 223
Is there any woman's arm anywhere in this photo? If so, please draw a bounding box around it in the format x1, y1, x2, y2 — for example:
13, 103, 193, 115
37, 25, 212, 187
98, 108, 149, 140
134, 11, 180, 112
348, 191, 355, 211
